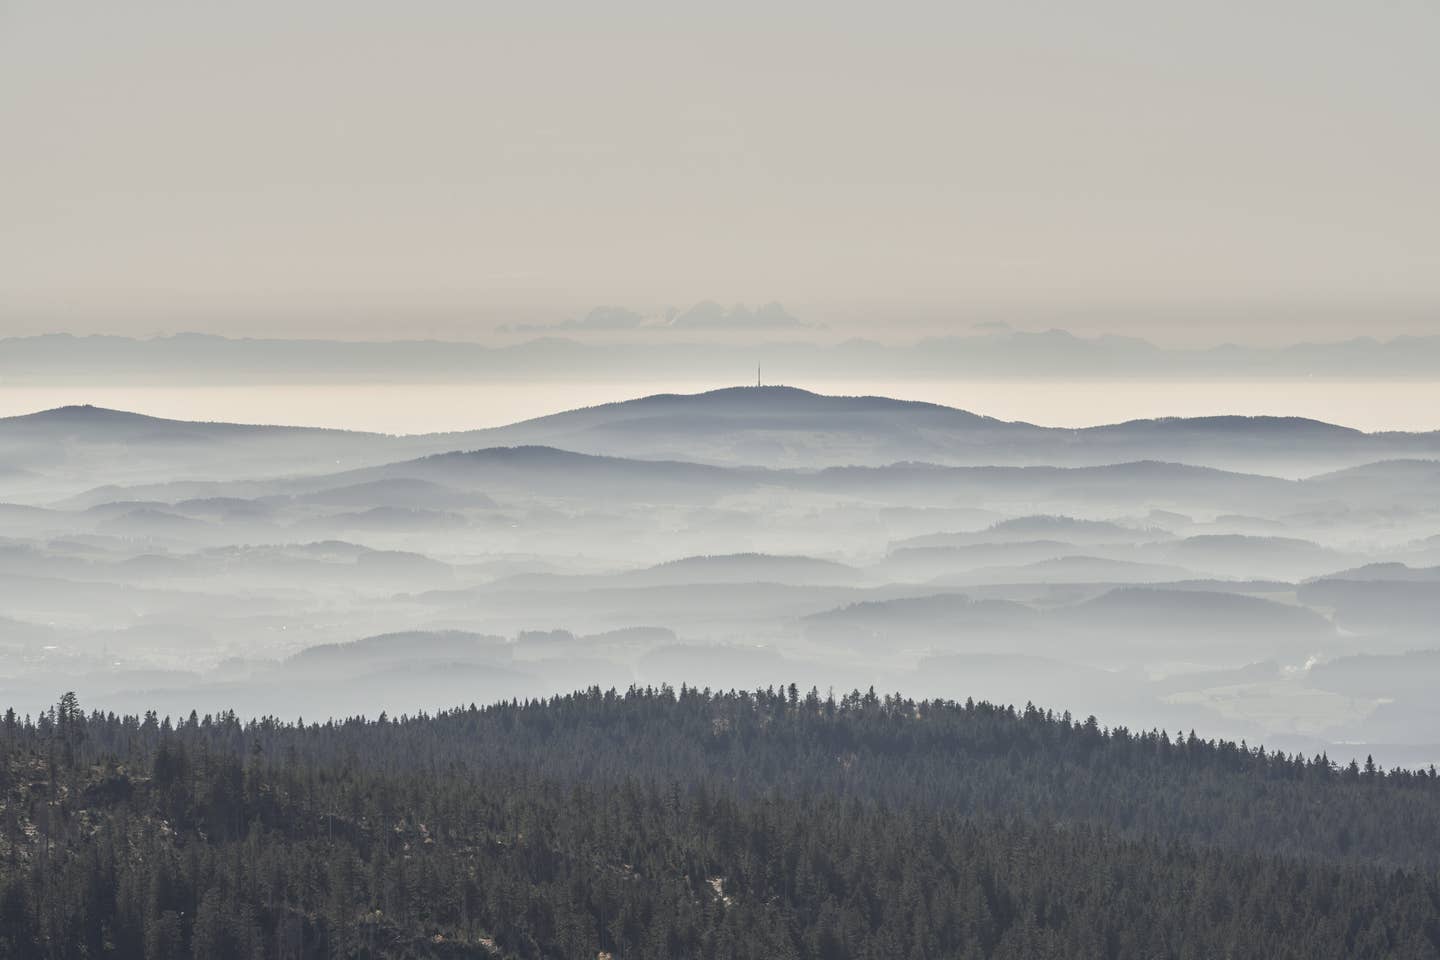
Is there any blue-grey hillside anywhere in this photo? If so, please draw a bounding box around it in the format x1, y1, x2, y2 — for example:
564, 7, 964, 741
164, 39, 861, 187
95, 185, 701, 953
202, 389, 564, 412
6, 388, 1440, 501
4, 386, 1440, 767
440, 386, 1440, 472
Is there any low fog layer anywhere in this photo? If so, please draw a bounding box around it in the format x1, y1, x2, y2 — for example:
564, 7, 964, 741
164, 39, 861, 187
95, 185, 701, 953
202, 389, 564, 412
2, 387, 1439, 767
11, 330, 1440, 385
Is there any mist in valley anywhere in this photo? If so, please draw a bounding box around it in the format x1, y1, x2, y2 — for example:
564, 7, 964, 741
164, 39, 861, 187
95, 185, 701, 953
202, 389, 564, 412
2, 384, 1437, 768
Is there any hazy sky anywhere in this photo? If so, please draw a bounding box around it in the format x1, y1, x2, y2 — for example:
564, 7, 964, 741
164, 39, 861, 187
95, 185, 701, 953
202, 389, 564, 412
3, 1, 1438, 343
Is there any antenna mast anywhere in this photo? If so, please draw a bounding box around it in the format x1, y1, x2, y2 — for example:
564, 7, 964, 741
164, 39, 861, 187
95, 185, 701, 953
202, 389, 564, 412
757, 362, 761, 388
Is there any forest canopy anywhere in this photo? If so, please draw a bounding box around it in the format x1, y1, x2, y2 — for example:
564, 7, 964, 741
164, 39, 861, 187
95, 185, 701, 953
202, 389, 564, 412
2, 686, 1438, 959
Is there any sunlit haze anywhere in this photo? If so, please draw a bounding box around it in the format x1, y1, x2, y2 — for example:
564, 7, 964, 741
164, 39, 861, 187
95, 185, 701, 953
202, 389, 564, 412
3, 379, 1440, 434
3, 1, 1438, 342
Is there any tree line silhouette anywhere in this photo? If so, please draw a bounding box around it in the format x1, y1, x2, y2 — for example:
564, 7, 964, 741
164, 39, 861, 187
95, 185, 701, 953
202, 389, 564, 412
2, 685, 1438, 958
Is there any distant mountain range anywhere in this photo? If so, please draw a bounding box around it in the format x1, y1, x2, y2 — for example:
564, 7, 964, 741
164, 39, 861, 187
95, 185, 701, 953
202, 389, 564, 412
5, 386, 1440, 499
8, 329, 1440, 383
446, 386, 1440, 473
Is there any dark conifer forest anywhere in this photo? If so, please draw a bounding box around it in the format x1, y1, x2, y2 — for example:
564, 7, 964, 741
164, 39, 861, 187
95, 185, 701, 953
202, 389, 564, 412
2, 687, 1439, 959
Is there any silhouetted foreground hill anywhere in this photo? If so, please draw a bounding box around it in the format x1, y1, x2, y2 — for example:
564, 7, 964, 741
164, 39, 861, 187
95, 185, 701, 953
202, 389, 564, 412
4, 688, 1439, 958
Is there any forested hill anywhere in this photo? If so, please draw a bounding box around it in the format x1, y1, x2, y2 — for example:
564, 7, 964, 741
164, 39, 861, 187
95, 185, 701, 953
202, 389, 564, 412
3, 688, 1440, 958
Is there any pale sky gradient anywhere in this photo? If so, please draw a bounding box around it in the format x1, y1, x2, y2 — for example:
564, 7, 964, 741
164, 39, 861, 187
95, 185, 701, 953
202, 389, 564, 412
3, 1, 1438, 343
